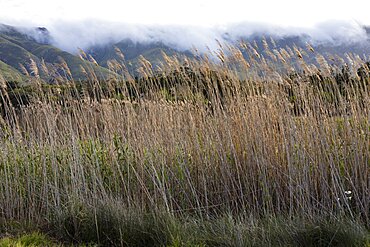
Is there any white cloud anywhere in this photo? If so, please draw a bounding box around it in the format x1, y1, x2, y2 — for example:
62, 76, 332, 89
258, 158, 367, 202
1, 0, 369, 53
0, 0, 370, 27
23, 19, 367, 53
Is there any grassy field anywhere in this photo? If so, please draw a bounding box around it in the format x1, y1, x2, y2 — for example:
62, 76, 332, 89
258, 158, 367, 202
0, 42, 369, 246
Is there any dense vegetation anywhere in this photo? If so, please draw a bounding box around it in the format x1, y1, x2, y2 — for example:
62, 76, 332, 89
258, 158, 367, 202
0, 42, 369, 246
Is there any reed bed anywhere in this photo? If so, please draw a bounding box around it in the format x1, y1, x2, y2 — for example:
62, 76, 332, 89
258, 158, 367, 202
0, 42, 369, 246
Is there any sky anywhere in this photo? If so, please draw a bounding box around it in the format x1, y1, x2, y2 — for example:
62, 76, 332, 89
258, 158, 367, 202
1, 0, 370, 27
0, 0, 369, 52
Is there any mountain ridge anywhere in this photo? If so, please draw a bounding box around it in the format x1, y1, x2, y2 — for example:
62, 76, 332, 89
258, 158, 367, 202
0, 24, 113, 82
1, 23, 370, 82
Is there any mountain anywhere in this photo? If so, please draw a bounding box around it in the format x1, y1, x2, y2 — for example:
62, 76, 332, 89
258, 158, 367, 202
1, 23, 370, 83
0, 24, 113, 82
235, 30, 370, 60
0, 23, 190, 82
0, 60, 25, 81
87, 39, 192, 75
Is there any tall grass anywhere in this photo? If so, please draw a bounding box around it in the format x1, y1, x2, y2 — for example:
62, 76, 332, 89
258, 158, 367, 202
0, 42, 369, 246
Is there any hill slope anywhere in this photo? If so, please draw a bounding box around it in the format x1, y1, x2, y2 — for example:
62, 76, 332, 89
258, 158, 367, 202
0, 24, 113, 82
87, 39, 192, 75
1, 23, 370, 83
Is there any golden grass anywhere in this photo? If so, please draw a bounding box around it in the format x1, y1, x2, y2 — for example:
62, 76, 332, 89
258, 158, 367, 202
0, 42, 368, 236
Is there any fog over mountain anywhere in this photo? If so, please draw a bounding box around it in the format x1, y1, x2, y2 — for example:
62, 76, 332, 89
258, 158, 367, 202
6, 20, 370, 53
1, 20, 370, 81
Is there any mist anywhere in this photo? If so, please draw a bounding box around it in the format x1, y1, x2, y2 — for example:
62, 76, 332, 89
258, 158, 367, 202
3, 19, 370, 54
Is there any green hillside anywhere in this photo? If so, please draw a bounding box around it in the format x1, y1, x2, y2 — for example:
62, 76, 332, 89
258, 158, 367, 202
0, 35, 41, 72
88, 39, 191, 74
0, 60, 25, 81
0, 24, 113, 82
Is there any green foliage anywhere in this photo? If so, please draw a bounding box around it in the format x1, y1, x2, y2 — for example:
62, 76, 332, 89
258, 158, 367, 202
47, 211, 370, 246
0, 217, 367, 246
0, 232, 55, 247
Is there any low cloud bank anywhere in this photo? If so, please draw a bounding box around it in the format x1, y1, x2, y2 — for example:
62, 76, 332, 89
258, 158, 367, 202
4, 19, 370, 53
